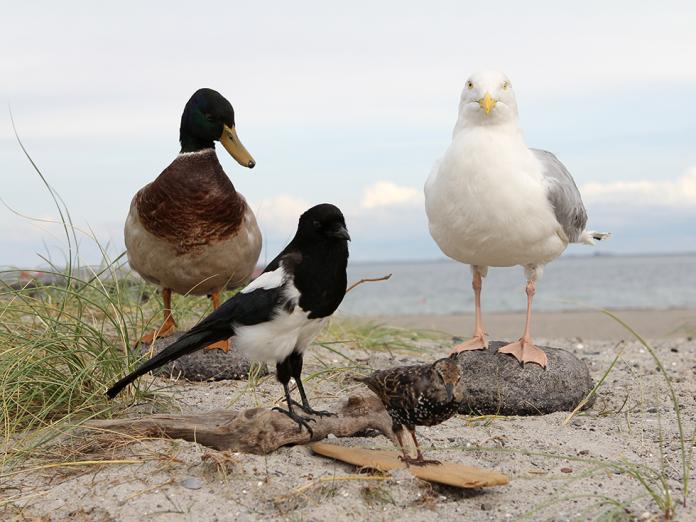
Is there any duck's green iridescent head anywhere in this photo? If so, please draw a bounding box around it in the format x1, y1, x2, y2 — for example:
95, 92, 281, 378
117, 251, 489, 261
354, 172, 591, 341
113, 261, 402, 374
179, 88, 255, 168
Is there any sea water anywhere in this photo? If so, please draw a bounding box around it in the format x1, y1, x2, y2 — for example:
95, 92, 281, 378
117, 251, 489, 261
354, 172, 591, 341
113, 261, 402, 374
341, 254, 696, 315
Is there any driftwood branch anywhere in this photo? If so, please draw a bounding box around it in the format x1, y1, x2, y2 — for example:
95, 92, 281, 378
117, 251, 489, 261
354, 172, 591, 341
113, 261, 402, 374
346, 273, 392, 294
88, 394, 396, 455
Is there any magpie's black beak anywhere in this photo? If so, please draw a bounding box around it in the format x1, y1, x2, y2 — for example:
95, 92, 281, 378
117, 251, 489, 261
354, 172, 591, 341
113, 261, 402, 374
445, 383, 454, 402
328, 224, 351, 241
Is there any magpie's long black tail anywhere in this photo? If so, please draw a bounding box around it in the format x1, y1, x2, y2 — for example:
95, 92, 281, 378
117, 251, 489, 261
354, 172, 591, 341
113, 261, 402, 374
107, 329, 225, 399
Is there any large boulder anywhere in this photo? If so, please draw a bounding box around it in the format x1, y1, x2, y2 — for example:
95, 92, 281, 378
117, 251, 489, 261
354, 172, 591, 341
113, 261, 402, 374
454, 341, 594, 415
141, 332, 269, 381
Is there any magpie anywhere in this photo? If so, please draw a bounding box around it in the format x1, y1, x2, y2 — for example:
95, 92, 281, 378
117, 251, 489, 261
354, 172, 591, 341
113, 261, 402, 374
108, 203, 350, 432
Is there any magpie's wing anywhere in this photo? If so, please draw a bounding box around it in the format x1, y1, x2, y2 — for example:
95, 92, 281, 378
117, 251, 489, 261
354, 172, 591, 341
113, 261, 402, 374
107, 267, 290, 399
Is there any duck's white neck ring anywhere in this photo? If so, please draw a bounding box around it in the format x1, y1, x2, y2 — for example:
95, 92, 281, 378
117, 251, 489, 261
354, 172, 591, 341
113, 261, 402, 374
178, 148, 215, 157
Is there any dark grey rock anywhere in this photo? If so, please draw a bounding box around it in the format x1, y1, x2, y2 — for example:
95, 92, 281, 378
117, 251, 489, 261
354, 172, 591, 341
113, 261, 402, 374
454, 341, 595, 416
141, 332, 268, 381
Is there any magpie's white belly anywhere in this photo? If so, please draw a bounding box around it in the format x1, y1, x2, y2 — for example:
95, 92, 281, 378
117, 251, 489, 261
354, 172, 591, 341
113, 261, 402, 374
232, 308, 327, 363
425, 131, 566, 268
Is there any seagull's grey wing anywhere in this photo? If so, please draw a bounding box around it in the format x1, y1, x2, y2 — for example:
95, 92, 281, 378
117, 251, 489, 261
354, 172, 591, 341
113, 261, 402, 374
533, 149, 587, 243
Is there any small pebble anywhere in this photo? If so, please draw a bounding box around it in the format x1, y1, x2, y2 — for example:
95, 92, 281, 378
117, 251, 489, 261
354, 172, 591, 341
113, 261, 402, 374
560, 467, 573, 474
480, 502, 493, 511
180, 477, 203, 490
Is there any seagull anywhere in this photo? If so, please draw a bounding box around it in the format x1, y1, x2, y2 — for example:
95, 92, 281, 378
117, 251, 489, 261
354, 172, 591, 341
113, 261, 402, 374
355, 356, 462, 466
108, 204, 350, 432
424, 71, 608, 368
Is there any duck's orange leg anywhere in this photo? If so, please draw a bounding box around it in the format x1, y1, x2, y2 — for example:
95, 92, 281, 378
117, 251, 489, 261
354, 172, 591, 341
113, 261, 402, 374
138, 288, 177, 346
204, 291, 231, 352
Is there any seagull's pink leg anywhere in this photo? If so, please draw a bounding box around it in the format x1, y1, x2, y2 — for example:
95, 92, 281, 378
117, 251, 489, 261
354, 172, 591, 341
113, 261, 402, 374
450, 267, 488, 354
498, 279, 548, 368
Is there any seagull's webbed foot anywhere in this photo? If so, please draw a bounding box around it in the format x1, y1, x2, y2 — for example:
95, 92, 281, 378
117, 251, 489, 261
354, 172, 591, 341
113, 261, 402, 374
498, 337, 548, 368
272, 406, 315, 435
449, 333, 488, 355
289, 399, 335, 417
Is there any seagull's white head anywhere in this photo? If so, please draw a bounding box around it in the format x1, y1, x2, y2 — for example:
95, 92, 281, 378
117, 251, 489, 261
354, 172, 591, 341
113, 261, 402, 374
454, 71, 519, 133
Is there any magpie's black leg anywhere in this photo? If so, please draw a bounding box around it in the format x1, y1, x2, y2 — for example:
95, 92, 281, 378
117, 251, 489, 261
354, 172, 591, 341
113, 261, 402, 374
272, 357, 315, 435
289, 352, 335, 417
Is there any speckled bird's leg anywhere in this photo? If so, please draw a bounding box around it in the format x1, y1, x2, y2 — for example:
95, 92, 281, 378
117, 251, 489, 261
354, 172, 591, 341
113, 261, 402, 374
404, 427, 441, 466
450, 268, 488, 354
137, 287, 177, 346
393, 425, 412, 465
204, 292, 230, 352
498, 279, 548, 368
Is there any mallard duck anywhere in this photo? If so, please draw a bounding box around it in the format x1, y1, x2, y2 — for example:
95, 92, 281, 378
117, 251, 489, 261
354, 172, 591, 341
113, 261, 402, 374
125, 88, 262, 351
425, 71, 608, 367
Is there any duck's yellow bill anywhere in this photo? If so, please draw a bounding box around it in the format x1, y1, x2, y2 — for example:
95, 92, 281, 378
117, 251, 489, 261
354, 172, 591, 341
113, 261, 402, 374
220, 125, 256, 169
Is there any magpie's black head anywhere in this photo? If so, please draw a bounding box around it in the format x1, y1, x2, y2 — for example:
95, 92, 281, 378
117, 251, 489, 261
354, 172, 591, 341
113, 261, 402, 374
295, 203, 350, 245
179, 88, 255, 168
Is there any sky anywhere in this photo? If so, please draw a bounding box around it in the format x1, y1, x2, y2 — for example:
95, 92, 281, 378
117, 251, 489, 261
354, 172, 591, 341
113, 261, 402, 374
1, 1, 695, 267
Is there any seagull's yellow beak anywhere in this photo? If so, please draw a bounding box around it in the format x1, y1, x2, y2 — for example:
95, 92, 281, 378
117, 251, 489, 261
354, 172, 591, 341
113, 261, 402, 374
220, 124, 256, 169
478, 92, 497, 115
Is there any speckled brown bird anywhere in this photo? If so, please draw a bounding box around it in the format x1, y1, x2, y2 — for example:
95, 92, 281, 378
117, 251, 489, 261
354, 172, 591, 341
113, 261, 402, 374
355, 356, 463, 466
125, 88, 262, 351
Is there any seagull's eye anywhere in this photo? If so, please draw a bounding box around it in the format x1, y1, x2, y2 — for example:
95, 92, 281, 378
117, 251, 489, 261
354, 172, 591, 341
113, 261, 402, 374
502, 81, 509, 90
466, 81, 474, 90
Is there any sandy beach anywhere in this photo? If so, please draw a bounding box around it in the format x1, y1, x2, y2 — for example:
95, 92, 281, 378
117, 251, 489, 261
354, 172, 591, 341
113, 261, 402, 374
5, 308, 695, 521
370, 308, 696, 341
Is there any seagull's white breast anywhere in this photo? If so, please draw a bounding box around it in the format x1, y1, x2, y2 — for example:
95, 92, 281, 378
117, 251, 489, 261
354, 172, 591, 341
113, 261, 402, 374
425, 127, 566, 267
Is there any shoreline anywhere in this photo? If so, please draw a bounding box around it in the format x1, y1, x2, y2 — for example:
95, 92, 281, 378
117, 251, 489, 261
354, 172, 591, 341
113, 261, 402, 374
355, 308, 695, 341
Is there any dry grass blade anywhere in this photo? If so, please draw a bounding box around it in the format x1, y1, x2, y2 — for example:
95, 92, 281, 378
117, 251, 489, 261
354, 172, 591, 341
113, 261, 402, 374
599, 308, 691, 510
563, 340, 625, 426
346, 273, 392, 293
0, 459, 143, 479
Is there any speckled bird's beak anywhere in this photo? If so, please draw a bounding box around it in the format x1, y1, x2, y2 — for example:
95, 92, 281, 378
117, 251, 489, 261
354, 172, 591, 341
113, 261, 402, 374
478, 92, 496, 115
445, 383, 454, 402
220, 125, 256, 169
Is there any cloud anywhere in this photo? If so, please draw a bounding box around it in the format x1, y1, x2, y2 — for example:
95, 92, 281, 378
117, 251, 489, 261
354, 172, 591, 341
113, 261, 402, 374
581, 168, 696, 208
251, 194, 311, 238
361, 181, 423, 209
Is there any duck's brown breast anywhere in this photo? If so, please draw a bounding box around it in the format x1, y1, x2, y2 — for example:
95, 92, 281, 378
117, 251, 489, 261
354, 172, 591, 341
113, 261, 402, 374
135, 149, 247, 255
